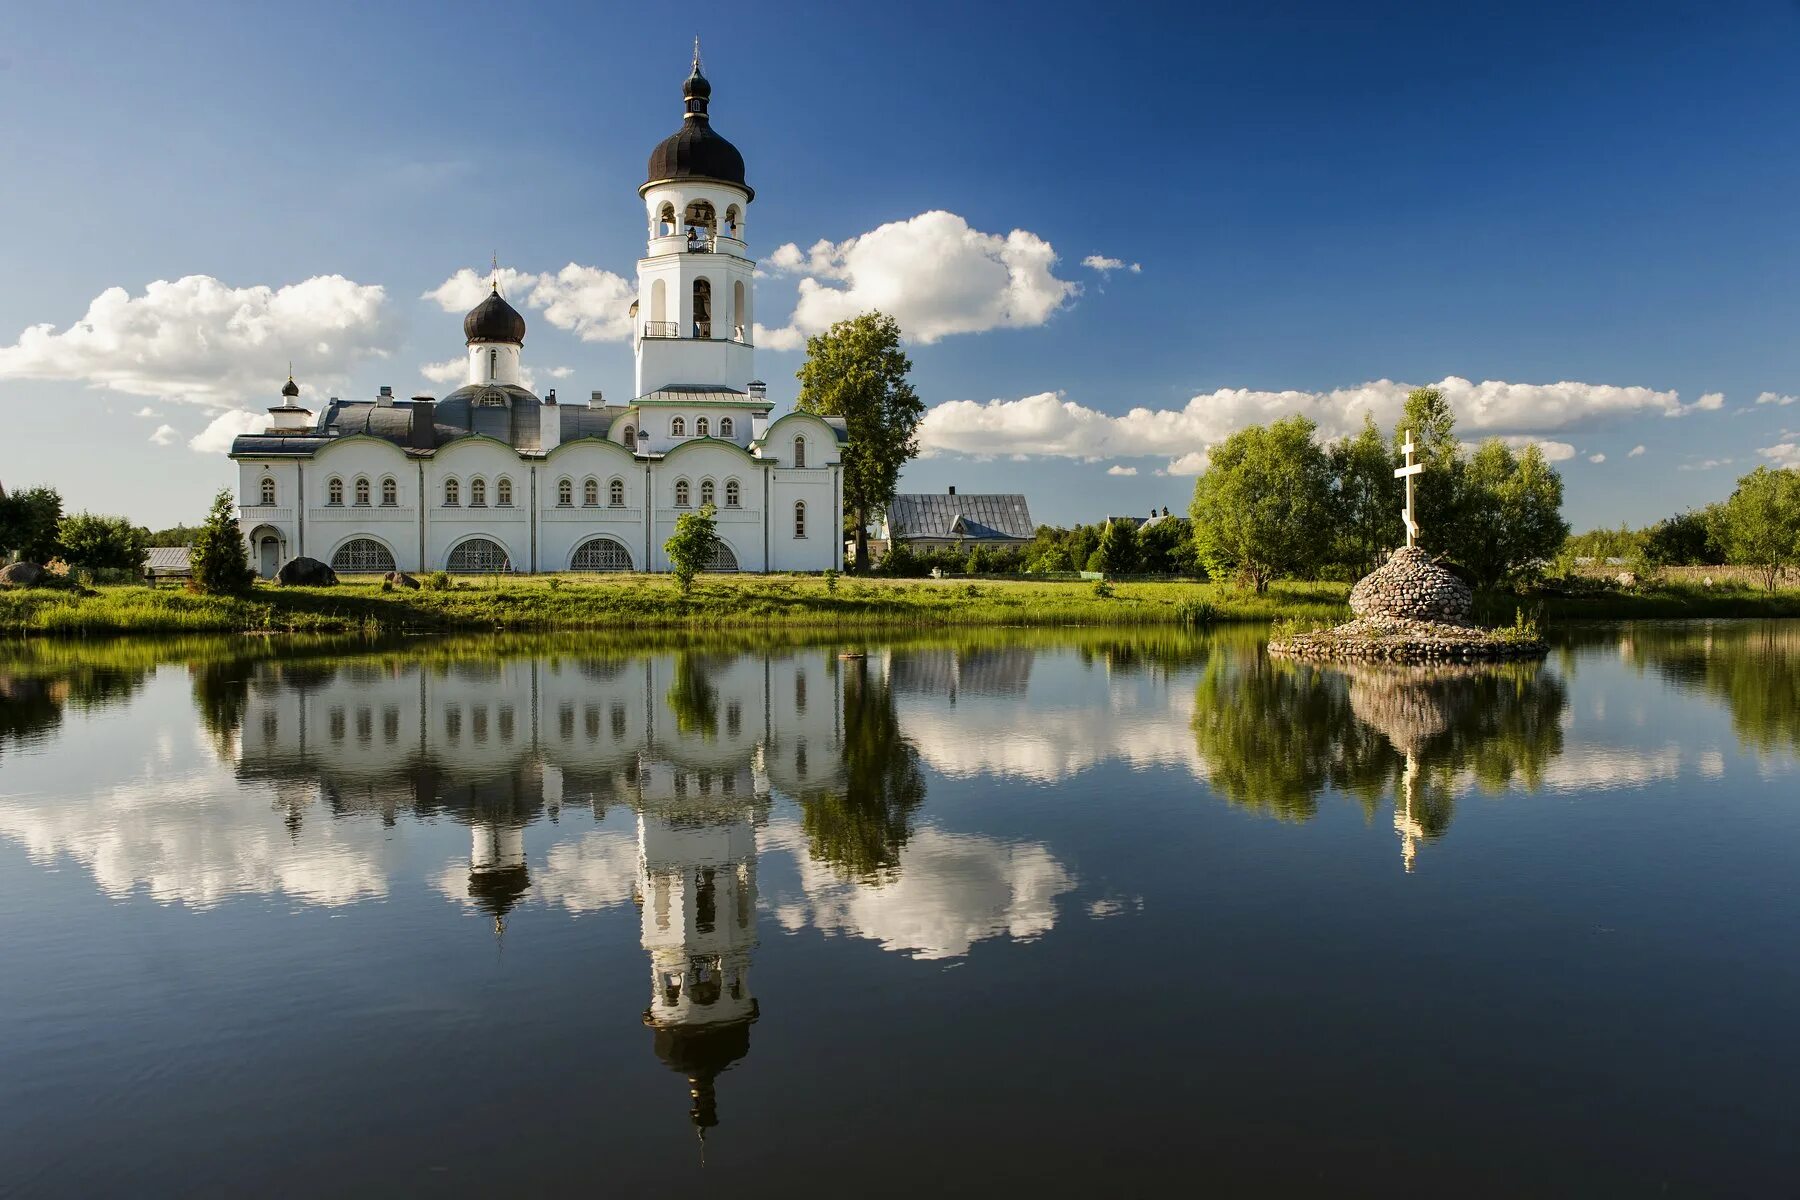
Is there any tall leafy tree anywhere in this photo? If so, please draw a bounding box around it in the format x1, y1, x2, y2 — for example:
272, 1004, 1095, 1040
795, 312, 924, 572
1190, 415, 1334, 591
664, 502, 719, 594
1097, 518, 1141, 576
1642, 508, 1725, 567
1329, 411, 1402, 575
190, 488, 253, 595
0, 485, 65, 563
1457, 440, 1568, 589
1718, 466, 1800, 591
58, 513, 150, 576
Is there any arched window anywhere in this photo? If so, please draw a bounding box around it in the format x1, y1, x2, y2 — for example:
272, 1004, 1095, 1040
719, 417, 734, 438
707, 540, 739, 572
558, 478, 573, 507
675, 479, 691, 507
684, 199, 716, 241
733, 279, 747, 341
381, 478, 397, 506
793, 436, 807, 468
470, 478, 487, 507
700, 479, 715, 508
609, 477, 625, 507
583, 479, 599, 507
488, 347, 497, 378
658, 201, 676, 236
331, 538, 395, 573
692, 278, 712, 338
327, 477, 344, 506
496, 477, 513, 507
624, 425, 636, 451
725, 479, 741, 508
671, 416, 686, 436
723, 204, 740, 237
354, 477, 371, 506
444, 478, 459, 507
572, 537, 633, 572
259, 476, 276, 506
794, 500, 808, 539
447, 537, 511, 574
696, 416, 709, 437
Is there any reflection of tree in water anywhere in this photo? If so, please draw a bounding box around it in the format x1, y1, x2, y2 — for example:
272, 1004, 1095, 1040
1192, 653, 1567, 865
797, 655, 926, 882
1637, 623, 1800, 757
667, 654, 721, 739
1, 663, 152, 760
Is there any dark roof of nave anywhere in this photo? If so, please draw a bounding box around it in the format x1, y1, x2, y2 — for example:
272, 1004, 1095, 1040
232, 391, 618, 457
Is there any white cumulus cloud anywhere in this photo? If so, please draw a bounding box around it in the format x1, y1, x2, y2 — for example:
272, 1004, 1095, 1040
1082, 254, 1142, 274
1588, 452, 1606, 464
1758, 442, 1800, 469
148, 424, 177, 446
424, 264, 637, 344
919, 376, 1707, 475
755, 210, 1078, 349
1629, 444, 1647, 457
0, 274, 395, 408
189, 410, 268, 454
1757, 391, 1798, 407
420, 357, 465, 385
1105, 464, 1138, 476
135, 405, 159, 418
1693, 391, 1726, 411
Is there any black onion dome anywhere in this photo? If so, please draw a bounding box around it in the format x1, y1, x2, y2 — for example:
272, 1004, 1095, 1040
643, 60, 752, 199
463, 285, 527, 345
280, 375, 300, 398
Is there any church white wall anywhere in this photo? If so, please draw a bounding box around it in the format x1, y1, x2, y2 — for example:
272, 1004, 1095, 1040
649, 442, 767, 572
539, 442, 647, 571
636, 333, 755, 394
309, 438, 420, 571
425, 439, 532, 571
467, 342, 522, 386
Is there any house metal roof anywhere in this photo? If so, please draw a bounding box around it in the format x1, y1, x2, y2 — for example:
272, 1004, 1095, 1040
146, 546, 192, 575
886, 493, 1034, 542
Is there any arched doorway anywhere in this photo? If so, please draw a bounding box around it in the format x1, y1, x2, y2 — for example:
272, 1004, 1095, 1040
707, 540, 739, 572
446, 537, 511, 573
331, 538, 396, 574
570, 537, 634, 572
248, 525, 286, 580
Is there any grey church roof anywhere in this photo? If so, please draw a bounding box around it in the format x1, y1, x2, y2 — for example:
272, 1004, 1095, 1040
232, 390, 618, 458
886, 493, 1034, 542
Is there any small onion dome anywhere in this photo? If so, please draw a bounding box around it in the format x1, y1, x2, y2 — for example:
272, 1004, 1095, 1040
643, 60, 751, 199
464, 283, 527, 346
281, 375, 300, 398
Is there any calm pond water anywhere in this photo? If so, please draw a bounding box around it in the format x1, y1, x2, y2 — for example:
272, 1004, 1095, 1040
2, 623, 1798, 1196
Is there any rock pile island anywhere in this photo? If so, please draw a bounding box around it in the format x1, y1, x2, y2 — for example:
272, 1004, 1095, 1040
1268, 429, 1546, 663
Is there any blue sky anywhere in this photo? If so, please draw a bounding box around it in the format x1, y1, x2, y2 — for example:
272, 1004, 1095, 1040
3, 0, 1799, 529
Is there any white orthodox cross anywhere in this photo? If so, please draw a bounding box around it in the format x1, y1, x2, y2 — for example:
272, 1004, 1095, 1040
1395, 429, 1423, 548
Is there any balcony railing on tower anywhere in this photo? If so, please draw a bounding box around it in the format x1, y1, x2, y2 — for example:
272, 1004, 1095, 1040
642, 321, 680, 338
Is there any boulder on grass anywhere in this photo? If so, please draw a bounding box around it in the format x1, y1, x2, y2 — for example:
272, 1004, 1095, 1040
0, 562, 50, 588
384, 571, 421, 590
276, 556, 339, 587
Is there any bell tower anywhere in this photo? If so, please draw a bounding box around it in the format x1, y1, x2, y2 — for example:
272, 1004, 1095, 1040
635, 47, 757, 398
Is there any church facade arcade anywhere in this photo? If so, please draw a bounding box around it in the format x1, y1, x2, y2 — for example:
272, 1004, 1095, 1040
230, 55, 845, 577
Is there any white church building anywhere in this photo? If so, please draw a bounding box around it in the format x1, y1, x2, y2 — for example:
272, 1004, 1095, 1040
231, 55, 846, 577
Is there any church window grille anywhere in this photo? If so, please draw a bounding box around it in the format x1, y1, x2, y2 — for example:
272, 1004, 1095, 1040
444, 478, 460, 506
558, 479, 572, 507
259, 477, 276, 506
675, 479, 690, 507
700, 479, 715, 508
696, 417, 709, 437
584, 478, 599, 507
354, 477, 371, 507
447, 537, 510, 574
470, 478, 487, 507
692, 278, 712, 338
719, 417, 734, 438
707, 539, 739, 572
624, 426, 636, 450
794, 500, 808, 539
331, 538, 395, 573
327, 477, 344, 506
572, 537, 633, 572
609, 477, 625, 507
671, 417, 686, 436
496, 477, 513, 507
381, 478, 397, 506
725, 479, 741, 508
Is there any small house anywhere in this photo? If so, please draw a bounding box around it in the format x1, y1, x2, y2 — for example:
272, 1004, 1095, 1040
145, 546, 193, 586
883, 488, 1035, 552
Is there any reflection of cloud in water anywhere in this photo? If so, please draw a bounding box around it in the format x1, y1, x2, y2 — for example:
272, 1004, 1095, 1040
761, 820, 1076, 960
0, 772, 393, 909
430, 830, 641, 915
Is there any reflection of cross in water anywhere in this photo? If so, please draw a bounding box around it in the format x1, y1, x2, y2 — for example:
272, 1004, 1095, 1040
1395, 750, 1424, 873
1396, 430, 1424, 548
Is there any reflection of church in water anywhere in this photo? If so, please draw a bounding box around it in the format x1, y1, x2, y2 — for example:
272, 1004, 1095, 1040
235, 649, 847, 1134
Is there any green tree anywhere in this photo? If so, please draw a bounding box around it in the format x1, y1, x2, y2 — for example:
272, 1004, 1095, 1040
1718, 466, 1800, 591
1097, 518, 1141, 576
664, 502, 719, 593
1329, 411, 1401, 575
1458, 440, 1568, 589
190, 488, 254, 596
1190, 415, 1334, 591
147, 524, 204, 548
1138, 519, 1193, 575
0, 485, 65, 563
795, 312, 924, 572
1642, 507, 1725, 567
57, 513, 150, 576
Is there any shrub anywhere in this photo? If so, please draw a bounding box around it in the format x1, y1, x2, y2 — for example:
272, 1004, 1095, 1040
425, 571, 451, 591
190, 489, 253, 596
1092, 579, 1114, 598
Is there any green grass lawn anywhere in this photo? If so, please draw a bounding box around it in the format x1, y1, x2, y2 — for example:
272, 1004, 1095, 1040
3, 572, 1796, 638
